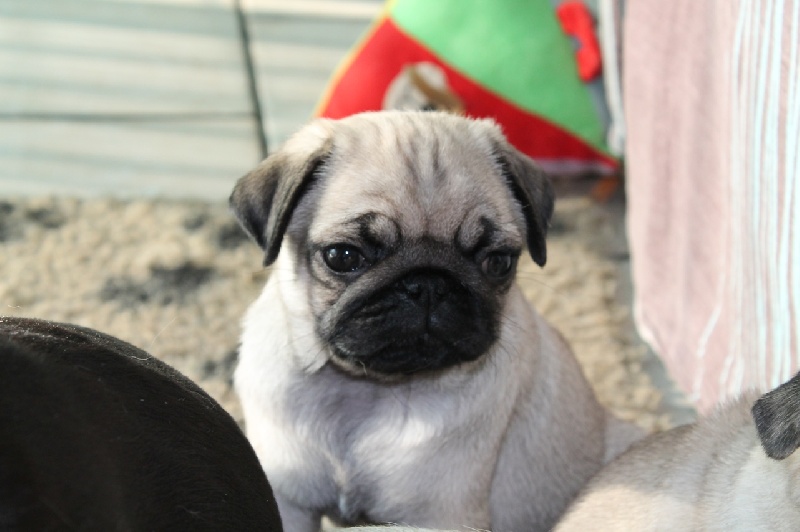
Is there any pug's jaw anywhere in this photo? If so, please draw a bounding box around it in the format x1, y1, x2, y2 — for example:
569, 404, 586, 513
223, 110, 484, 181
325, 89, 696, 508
327, 330, 494, 377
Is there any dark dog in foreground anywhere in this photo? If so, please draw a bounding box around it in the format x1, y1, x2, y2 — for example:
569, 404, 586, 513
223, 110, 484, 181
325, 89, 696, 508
0, 317, 283, 531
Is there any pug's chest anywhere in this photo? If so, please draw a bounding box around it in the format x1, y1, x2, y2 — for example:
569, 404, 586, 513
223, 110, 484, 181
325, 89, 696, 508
323, 430, 490, 526
267, 365, 507, 525
295, 400, 497, 526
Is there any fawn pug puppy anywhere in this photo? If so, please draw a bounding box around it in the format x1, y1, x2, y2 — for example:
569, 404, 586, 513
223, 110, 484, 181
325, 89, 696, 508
555, 371, 800, 531
231, 111, 641, 532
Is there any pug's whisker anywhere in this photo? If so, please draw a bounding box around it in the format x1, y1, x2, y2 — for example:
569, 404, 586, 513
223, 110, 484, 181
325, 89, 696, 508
300, 347, 329, 374
495, 311, 531, 336
512, 274, 565, 295
493, 337, 519, 366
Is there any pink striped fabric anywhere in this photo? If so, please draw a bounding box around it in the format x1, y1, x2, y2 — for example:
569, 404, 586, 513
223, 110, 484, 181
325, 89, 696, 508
625, 0, 800, 412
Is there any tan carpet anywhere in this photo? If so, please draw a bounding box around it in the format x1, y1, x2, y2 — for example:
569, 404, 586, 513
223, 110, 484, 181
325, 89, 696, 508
0, 196, 671, 432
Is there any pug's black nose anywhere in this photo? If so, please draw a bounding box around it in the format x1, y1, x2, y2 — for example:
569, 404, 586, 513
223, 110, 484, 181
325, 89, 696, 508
396, 271, 452, 306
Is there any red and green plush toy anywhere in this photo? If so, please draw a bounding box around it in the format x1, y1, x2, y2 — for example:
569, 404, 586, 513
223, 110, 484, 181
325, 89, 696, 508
316, 0, 618, 176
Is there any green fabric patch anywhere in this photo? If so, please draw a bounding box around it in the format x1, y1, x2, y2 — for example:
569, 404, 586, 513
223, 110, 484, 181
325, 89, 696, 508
390, 0, 607, 154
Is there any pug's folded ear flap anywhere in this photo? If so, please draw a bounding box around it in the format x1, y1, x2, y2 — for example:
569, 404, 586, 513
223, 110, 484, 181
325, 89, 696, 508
752, 371, 800, 460
230, 121, 333, 266
491, 137, 555, 267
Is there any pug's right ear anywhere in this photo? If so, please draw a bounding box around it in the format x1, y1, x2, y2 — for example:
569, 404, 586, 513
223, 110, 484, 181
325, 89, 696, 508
487, 133, 555, 268
230, 121, 333, 266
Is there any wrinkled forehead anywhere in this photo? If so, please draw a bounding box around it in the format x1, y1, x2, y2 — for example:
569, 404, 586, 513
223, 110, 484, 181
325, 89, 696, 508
309, 114, 525, 248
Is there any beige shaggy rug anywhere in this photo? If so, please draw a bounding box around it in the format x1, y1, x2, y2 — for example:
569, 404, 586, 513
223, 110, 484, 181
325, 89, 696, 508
0, 196, 673, 432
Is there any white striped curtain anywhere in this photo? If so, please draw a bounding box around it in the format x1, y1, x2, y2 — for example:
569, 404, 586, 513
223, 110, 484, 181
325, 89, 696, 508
625, 0, 800, 412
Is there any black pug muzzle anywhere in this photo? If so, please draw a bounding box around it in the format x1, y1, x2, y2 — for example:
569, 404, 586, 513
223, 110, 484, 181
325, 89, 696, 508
327, 267, 498, 376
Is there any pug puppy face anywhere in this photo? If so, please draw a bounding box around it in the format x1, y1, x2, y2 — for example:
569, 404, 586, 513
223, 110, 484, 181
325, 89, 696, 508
230, 111, 553, 378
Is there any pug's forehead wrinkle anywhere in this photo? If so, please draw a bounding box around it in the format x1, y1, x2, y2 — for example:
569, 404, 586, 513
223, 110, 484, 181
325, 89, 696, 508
455, 207, 523, 255
354, 212, 401, 250
458, 216, 494, 255
430, 131, 443, 181
311, 210, 402, 250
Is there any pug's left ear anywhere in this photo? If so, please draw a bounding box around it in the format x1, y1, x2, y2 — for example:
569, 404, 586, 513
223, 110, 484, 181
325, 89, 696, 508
491, 138, 555, 267
752, 371, 800, 460
230, 121, 333, 266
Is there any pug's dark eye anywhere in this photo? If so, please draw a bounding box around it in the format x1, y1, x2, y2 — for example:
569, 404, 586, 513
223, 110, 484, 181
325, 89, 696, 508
322, 245, 368, 273
481, 253, 514, 279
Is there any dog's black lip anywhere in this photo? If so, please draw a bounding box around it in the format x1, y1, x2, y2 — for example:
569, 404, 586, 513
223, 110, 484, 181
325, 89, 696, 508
327, 354, 450, 380
328, 333, 487, 378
